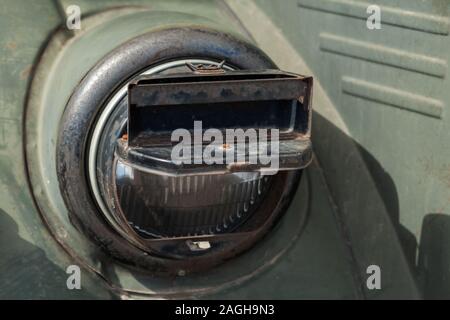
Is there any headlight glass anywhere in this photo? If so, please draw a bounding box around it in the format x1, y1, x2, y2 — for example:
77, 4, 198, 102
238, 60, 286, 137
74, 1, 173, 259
115, 161, 272, 238
87, 59, 309, 265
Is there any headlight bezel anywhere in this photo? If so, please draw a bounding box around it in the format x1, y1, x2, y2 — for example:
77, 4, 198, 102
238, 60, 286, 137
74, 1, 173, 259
56, 28, 307, 275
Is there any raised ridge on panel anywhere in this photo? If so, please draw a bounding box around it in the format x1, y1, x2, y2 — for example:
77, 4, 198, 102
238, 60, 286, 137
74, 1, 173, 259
342, 76, 444, 118
320, 33, 447, 78
298, 0, 450, 35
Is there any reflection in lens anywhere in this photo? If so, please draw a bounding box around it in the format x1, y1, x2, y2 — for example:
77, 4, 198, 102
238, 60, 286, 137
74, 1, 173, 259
115, 160, 273, 238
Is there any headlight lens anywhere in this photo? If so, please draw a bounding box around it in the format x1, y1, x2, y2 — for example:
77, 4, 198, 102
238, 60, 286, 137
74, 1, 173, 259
86, 59, 309, 266
115, 161, 272, 238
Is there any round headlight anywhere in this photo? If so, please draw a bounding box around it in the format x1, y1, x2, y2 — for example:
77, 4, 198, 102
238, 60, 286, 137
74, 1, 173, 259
57, 28, 309, 274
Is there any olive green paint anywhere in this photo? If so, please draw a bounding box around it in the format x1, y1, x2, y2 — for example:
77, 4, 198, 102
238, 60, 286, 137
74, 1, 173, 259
232, 0, 450, 299
2, 0, 443, 299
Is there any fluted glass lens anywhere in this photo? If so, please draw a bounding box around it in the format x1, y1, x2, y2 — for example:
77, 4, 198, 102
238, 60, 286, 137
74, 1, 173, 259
115, 160, 272, 238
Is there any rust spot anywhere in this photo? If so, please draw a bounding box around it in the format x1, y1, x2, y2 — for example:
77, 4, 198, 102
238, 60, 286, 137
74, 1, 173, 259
222, 143, 231, 150
20, 65, 32, 80
6, 41, 17, 50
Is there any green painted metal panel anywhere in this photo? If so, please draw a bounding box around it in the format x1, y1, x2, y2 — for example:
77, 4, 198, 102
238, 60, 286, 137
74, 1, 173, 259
2, 0, 446, 299
239, 0, 450, 298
